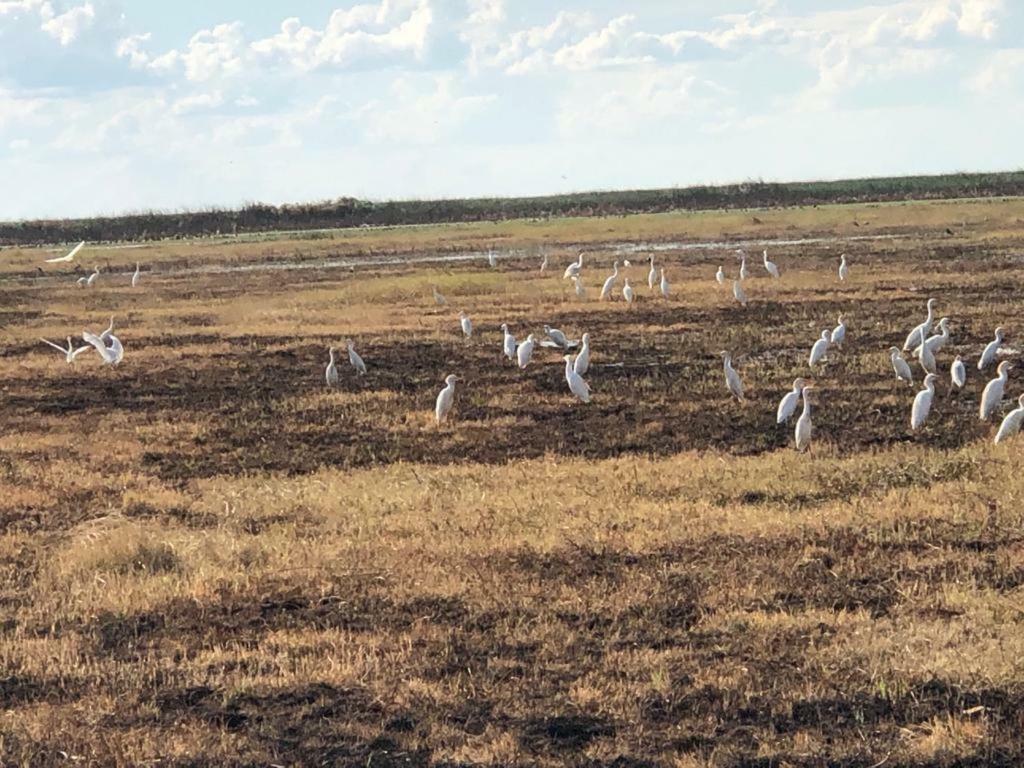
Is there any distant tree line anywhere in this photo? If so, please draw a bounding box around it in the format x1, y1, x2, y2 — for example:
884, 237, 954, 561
3, 171, 1023, 246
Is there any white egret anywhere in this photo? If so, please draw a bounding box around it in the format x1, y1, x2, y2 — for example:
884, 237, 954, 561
622, 278, 635, 306
571, 275, 586, 299
980, 361, 1012, 421
517, 334, 536, 369
600, 261, 620, 300
563, 252, 584, 280
716, 266, 725, 284
890, 347, 914, 386
795, 386, 815, 451
722, 352, 744, 401
777, 378, 807, 424
763, 250, 780, 278
81, 331, 123, 365
45, 241, 84, 264
830, 315, 847, 347
347, 340, 366, 375
912, 317, 950, 357
809, 330, 831, 368
732, 279, 748, 307
659, 268, 670, 299
326, 347, 339, 387
564, 355, 591, 403
916, 327, 937, 375
487, 250, 497, 268
432, 286, 447, 306
902, 298, 937, 351
459, 311, 473, 338
40, 337, 90, 363
995, 394, 1024, 444
573, 333, 591, 376
739, 253, 749, 280
978, 327, 1005, 370
131, 263, 141, 287
544, 325, 572, 349
435, 375, 460, 424
647, 256, 657, 290
838, 254, 849, 281
501, 323, 516, 361
86, 267, 100, 287
951, 355, 966, 389
911, 373, 939, 431
540, 253, 549, 272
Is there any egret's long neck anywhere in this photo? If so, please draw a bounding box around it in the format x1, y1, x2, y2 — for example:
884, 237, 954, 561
802, 398, 812, 417
565, 359, 573, 376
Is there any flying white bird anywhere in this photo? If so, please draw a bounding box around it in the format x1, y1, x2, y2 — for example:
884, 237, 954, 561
795, 386, 815, 451
432, 286, 447, 306
563, 252, 584, 280
911, 373, 939, 431
573, 332, 591, 376
131, 263, 141, 287
459, 312, 473, 338
501, 323, 516, 361
81, 331, 123, 365
978, 327, 1005, 370
980, 361, 1012, 421
777, 377, 807, 424
517, 334, 536, 369
563, 355, 591, 403
647, 256, 657, 290
487, 250, 497, 268
838, 254, 849, 281
951, 355, 966, 389
347, 340, 366, 375
912, 317, 950, 357
995, 394, 1024, 444
659, 268, 670, 299
733, 279, 748, 307
890, 346, 914, 386
902, 298, 937, 351
830, 315, 847, 347
600, 261, 620, 300
326, 347, 339, 387
40, 337, 90, 363
722, 352, 744, 401
715, 266, 725, 284
85, 267, 100, 287
809, 330, 831, 367
739, 253, 749, 280
763, 250, 780, 278
571, 275, 586, 299
45, 241, 84, 263
435, 375, 460, 424
622, 278, 635, 306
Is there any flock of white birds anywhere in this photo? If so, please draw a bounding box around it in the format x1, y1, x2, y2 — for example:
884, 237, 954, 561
38, 239, 1023, 449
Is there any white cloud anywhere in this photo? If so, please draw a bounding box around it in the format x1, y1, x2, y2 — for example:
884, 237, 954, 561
40, 2, 94, 46
356, 74, 495, 143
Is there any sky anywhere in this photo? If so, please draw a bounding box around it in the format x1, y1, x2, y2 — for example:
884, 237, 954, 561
0, 0, 1020, 219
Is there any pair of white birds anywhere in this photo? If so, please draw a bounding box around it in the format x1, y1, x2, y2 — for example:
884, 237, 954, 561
325, 342, 367, 385
775, 377, 816, 450
808, 315, 848, 367
41, 317, 123, 365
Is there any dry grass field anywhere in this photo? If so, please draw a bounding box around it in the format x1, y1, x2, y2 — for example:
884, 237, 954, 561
2, 198, 1024, 766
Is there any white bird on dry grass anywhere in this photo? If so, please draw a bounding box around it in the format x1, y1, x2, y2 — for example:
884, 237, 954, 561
647, 256, 657, 290
487, 250, 497, 268
326, 347, 339, 387
573, 333, 591, 376
435, 375, 460, 424
563, 252, 584, 279
890, 347, 914, 386
794, 386, 815, 451
912, 317, 949, 356
82, 331, 123, 365
978, 327, 1005, 370
951, 355, 966, 389
131, 263, 141, 287
40, 337, 91, 363
459, 312, 473, 338
739, 253, 749, 280
777, 378, 807, 424
564, 355, 591, 403
809, 330, 831, 368
571, 275, 586, 299
432, 286, 447, 306
995, 394, 1024, 444
600, 261, 620, 300
980, 361, 1012, 421
716, 266, 725, 284
622, 278, 635, 306
911, 373, 939, 431
501, 324, 516, 361
540, 253, 548, 272
659, 268, 670, 299
347, 340, 366, 375
903, 298, 937, 352
732, 279, 747, 307
831, 315, 847, 347
763, 250, 780, 278
722, 352, 744, 401
544, 325, 572, 349
838, 254, 849, 281
86, 267, 100, 287
916, 327, 937, 375
45, 241, 85, 263
517, 334, 536, 369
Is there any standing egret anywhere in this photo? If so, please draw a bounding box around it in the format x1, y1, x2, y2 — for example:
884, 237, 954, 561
659, 268, 670, 299
732, 279, 748, 307
911, 374, 939, 431
622, 278, 635, 306
980, 361, 1012, 421
459, 312, 473, 339
563, 355, 591, 403
563, 252, 584, 280
795, 387, 815, 451
978, 327, 1005, 370
739, 253, 749, 280
916, 327, 937, 375
86, 267, 100, 287
600, 261, 620, 300
347, 340, 367, 375
777, 378, 807, 424
838, 254, 849, 281
487, 250, 497, 268
951, 355, 966, 389
81, 331, 123, 365
722, 352, 744, 401
902, 298, 937, 351
325, 347, 339, 387
435, 375, 460, 424
517, 334, 536, 369
890, 347, 914, 386
647, 256, 657, 290
432, 286, 447, 306
573, 333, 591, 376
45, 241, 84, 263
540, 253, 549, 272
131, 263, 141, 287
831, 315, 847, 347
995, 394, 1024, 444
763, 250, 780, 278
912, 317, 950, 356
809, 330, 831, 368
571, 275, 586, 299
716, 266, 725, 284
40, 337, 90, 363
501, 324, 516, 361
